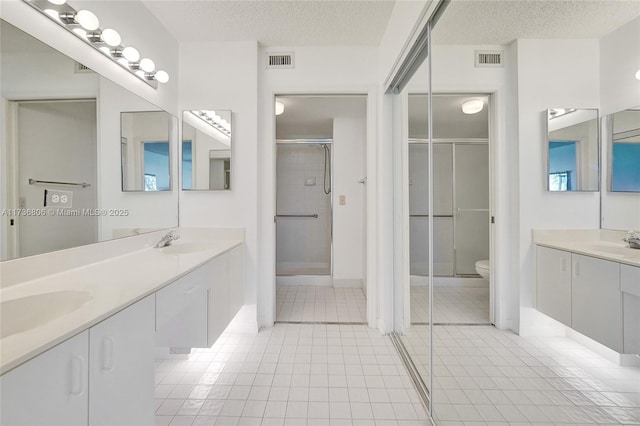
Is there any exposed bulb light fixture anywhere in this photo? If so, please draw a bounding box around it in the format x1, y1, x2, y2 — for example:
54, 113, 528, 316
636, 69, 640, 81
75, 10, 99, 30
548, 108, 577, 119
275, 101, 285, 116
461, 99, 484, 114
24, 0, 169, 88
139, 58, 155, 73
100, 28, 121, 47
193, 110, 232, 136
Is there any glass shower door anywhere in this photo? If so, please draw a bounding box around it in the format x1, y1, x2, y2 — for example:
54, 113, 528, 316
276, 142, 332, 275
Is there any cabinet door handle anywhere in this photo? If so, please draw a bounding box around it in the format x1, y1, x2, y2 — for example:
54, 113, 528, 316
574, 261, 580, 277
69, 355, 84, 395
102, 337, 115, 371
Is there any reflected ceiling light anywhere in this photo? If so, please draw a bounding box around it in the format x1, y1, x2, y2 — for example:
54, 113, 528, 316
461, 99, 484, 114
75, 10, 99, 30
139, 58, 155, 72
23, 0, 169, 88
636, 69, 640, 80
275, 101, 285, 116
100, 28, 121, 47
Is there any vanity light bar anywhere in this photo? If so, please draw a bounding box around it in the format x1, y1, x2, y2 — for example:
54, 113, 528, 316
193, 110, 232, 137
23, 0, 169, 88
548, 108, 577, 119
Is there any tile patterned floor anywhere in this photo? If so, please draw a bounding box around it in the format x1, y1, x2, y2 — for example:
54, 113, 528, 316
276, 286, 367, 323
155, 323, 429, 426
401, 325, 640, 425
410, 287, 490, 325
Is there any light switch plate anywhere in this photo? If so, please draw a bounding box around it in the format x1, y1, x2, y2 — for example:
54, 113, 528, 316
339, 195, 346, 205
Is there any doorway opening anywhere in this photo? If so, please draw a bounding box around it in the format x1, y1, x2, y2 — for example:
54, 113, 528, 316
274, 95, 367, 323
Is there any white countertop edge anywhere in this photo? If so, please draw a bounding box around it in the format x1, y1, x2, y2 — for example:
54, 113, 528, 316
0, 238, 243, 376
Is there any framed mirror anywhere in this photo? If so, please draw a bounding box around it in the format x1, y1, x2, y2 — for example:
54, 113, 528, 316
608, 108, 640, 192
121, 111, 174, 192
181, 110, 232, 190
545, 108, 599, 192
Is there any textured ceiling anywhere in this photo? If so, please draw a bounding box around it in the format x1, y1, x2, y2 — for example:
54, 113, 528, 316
142, 0, 395, 46
432, 0, 640, 44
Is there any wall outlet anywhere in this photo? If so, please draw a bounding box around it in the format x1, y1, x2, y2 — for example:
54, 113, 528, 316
339, 195, 346, 205
44, 189, 73, 208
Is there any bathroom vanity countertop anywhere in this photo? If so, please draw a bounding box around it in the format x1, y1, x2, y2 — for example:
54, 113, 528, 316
0, 238, 242, 375
533, 229, 640, 268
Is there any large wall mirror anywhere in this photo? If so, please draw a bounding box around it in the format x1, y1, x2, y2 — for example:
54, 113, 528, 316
121, 111, 174, 192
181, 110, 232, 190
545, 108, 599, 192
0, 19, 178, 260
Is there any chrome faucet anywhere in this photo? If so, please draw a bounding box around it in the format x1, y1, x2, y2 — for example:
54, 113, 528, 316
154, 230, 179, 248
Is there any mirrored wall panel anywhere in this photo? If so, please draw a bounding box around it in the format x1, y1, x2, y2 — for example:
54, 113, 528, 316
182, 110, 232, 190
0, 20, 178, 260
545, 108, 599, 191
121, 111, 174, 192
609, 108, 640, 192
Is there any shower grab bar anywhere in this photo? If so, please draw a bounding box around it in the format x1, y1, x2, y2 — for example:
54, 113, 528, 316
409, 214, 453, 218
276, 214, 318, 218
29, 178, 91, 188
456, 208, 489, 212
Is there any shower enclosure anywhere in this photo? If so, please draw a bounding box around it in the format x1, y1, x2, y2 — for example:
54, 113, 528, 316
275, 141, 332, 276
409, 140, 489, 278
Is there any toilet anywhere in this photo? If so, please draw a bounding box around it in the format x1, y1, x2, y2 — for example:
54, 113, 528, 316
475, 259, 490, 280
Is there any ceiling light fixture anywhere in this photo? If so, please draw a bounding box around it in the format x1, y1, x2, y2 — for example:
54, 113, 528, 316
461, 99, 484, 114
193, 110, 231, 137
275, 101, 285, 116
24, 0, 168, 89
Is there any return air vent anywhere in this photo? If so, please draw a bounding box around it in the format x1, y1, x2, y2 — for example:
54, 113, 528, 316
266, 52, 295, 69
74, 62, 94, 73
475, 50, 504, 68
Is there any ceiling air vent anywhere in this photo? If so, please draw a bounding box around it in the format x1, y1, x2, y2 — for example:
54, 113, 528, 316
266, 52, 295, 69
475, 50, 504, 68
74, 62, 94, 73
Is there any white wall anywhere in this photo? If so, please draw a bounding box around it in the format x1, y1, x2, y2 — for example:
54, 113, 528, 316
178, 41, 259, 328
600, 17, 640, 231
259, 46, 378, 328
515, 39, 601, 335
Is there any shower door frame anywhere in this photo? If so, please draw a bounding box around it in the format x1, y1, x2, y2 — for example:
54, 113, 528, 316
408, 138, 490, 278
275, 138, 334, 278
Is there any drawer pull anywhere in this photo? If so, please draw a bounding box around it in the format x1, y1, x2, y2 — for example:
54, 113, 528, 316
69, 355, 84, 395
574, 261, 580, 277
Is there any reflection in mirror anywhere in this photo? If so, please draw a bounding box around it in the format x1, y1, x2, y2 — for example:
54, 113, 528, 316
545, 108, 599, 191
181, 110, 232, 190
121, 111, 173, 192
0, 19, 178, 260
609, 109, 640, 192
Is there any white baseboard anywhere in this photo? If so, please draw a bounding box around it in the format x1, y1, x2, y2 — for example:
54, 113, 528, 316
333, 279, 363, 288
410, 275, 489, 288
566, 328, 640, 367
276, 275, 333, 286
225, 304, 259, 334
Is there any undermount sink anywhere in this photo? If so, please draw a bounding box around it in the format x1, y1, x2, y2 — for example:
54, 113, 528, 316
1, 290, 92, 339
586, 244, 632, 256
160, 242, 211, 255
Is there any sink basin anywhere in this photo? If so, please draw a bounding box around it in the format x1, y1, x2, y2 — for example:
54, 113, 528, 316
586, 244, 632, 256
160, 242, 211, 255
1, 290, 92, 339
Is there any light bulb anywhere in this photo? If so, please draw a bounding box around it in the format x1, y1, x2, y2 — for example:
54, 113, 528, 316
154, 70, 169, 83
99, 46, 111, 55
101, 28, 121, 47
275, 101, 284, 116
139, 58, 155, 72
636, 69, 640, 81
461, 99, 483, 114
44, 9, 61, 22
76, 10, 99, 31
47, 0, 67, 4
122, 46, 140, 62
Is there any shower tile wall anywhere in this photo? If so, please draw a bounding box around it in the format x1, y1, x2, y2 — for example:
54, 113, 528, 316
276, 144, 332, 276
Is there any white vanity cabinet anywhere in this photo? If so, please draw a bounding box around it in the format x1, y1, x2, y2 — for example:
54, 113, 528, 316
621, 264, 640, 354
89, 295, 155, 426
0, 331, 89, 426
156, 245, 244, 349
571, 254, 622, 353
536, 246, 572, 326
